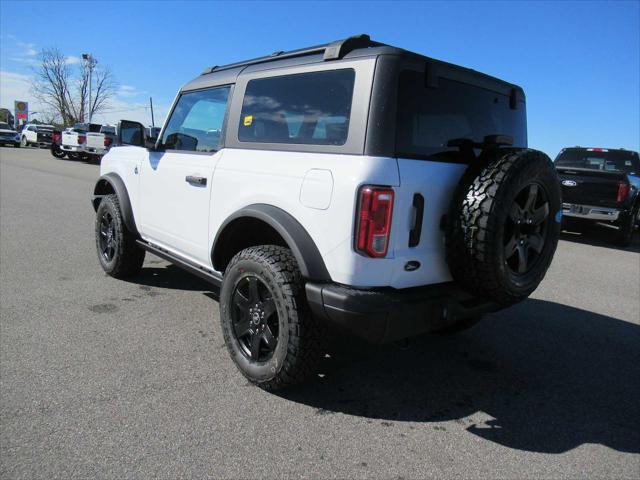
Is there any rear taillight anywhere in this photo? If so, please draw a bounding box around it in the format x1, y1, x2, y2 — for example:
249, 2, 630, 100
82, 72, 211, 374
104, 137, 112, 147
356, 186, 394, 258
53, 133, 61, 142
617, 181, 630, 203
78, 135, 86, 144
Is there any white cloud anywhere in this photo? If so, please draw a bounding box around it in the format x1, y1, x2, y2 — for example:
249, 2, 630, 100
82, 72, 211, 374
0, 68, 168, 127
65, 55, 81, 65
18, 42, 38, 57
0, 70, 41, 111
92, 97, 169, 127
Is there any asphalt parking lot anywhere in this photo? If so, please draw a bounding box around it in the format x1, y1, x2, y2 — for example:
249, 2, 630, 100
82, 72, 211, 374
1, 146, 639, 479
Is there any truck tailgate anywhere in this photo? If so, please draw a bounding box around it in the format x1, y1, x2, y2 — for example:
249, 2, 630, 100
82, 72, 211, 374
557, 167, 625, 208
86, 133, 105, 149
61, 132, 80, 147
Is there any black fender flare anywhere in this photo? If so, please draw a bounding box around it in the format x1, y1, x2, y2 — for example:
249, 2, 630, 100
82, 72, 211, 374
212, 204, 331, 281
92, 173, 139, 237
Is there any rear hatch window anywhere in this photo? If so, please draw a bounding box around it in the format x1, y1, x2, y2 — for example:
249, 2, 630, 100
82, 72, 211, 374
396, 71, 526, 162
555, 149, 639, 175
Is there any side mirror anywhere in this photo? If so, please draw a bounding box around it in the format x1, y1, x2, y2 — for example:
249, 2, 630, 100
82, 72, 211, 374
118, 120, 145, 147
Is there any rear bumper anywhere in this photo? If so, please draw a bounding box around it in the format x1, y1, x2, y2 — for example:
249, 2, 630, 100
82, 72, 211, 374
305, 281, 499, 343
62, 145, 85, 152
562, 202, 621, 221
86, 146, 107, 155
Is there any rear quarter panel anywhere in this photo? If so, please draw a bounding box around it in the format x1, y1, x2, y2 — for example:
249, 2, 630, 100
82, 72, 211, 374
211, 150, 400, 286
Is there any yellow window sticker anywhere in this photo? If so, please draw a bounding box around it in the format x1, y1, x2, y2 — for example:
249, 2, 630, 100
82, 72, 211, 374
243, 115, 253, 126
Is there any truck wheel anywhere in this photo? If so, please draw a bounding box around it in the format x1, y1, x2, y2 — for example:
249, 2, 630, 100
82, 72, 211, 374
51, 147, 65, 159
220, 245, 325, 390
95, 194, 145, 278
446, 149, 561, 306
616, 204, 639, 247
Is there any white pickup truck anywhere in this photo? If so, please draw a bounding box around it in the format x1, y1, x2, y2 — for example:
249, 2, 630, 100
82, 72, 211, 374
61, 123, 104, 160
86, 125, 117, 159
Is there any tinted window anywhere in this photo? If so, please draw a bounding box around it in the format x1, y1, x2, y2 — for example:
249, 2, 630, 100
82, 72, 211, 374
120, 124, 143, 146
161, 86, 230, 153
238, 69, 355, 145
396, 72, 527, 161
555, 149, 639, 175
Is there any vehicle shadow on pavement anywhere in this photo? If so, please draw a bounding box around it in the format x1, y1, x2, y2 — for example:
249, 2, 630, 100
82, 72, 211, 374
277, 299, 640, 454
560, 227, 640, 253
124, 263, 215, 292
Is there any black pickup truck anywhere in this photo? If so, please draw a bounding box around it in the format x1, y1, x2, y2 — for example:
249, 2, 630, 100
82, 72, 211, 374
555, 147, 640, 246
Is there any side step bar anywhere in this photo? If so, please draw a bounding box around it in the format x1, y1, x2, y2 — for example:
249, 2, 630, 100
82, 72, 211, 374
135, 240, 222, 287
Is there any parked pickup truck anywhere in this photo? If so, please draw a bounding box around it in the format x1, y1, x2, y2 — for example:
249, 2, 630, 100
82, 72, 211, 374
86, 125, 117, 159
61, 123, 102, 159
556, 147, 640, 246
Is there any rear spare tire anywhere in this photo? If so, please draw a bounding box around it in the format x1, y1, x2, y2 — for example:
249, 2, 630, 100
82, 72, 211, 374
446, 149, 561, 306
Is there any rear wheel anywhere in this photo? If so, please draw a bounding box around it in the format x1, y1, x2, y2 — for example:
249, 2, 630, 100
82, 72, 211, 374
446, 149, 562, 306
51, 146, 65, 159
616, 204, 639, 247
220, 245, 325, 390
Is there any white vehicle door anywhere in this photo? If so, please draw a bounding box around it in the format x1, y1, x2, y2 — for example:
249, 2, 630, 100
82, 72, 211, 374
139, 85, 231, 266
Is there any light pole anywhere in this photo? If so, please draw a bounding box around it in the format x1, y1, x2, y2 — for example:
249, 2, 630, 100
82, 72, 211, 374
82, 53, 97, 123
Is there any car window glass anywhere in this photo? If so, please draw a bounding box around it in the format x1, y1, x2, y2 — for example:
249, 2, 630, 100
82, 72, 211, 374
396, 71, 527, 161
555, 150, 640, 174
161, 86, 231, 153
238, 69, 355, 146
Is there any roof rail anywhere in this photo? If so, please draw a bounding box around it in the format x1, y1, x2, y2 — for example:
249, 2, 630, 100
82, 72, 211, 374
201, 34, 384, 75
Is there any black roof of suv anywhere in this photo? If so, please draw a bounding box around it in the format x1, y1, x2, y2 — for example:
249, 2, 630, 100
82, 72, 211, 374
183, 34, 524, 99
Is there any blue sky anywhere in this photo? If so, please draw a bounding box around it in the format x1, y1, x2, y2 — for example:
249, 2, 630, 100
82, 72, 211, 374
1, 0, 638, 157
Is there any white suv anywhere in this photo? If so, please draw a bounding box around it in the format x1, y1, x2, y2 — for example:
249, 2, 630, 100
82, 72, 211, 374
92, 35, 561, 389
21, 124, 54, 147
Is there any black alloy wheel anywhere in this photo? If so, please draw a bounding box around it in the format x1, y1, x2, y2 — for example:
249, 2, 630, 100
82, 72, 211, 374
98, 211, 117, 263
503, 183, 549, 275
231, 275, 279, 362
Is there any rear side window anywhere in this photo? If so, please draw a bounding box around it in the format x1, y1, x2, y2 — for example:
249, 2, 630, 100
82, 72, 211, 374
396, 71, 527, 161
238, 69, 355, 146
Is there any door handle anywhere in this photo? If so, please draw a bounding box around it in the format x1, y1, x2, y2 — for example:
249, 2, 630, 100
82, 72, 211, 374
185, 175, 207, 186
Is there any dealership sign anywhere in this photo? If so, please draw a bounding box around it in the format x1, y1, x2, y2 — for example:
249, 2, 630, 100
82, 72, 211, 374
14, 100, 28, 120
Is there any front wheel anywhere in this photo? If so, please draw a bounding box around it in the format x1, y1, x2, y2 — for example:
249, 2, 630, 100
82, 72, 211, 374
220, 245, 325, 390
95, 194, 145, 278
